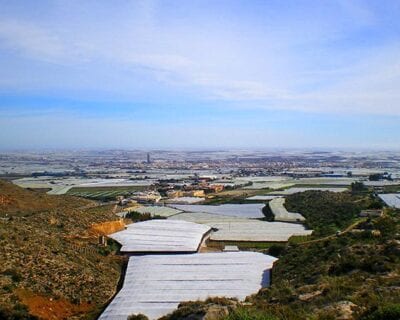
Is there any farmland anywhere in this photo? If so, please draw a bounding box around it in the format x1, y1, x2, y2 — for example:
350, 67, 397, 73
164, 201, 400, 320
1, 148, 400, 320
66, 186, 150, 200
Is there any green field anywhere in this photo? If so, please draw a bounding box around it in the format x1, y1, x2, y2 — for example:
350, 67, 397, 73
382, 184, 400, 193
207, 240, 278, 250
66, 186, 149, 200
203, 188, 271, 205
290, 184, 350, 189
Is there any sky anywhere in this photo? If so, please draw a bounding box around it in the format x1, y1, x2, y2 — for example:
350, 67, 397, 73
0, 0, 400, 150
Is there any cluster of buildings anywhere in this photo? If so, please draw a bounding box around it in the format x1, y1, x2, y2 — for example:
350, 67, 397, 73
165, 183, 224, 198
121, 191, 162, 205
117, 177, 228, 207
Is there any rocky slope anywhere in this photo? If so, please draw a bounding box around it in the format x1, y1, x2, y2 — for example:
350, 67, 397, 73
0, 180, 124, 320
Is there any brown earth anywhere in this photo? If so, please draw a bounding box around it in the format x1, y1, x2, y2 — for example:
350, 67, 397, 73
0, 180, 89, 216
0, 180, 123, 319
0, 194, 14, 206
17, 289, 92, 320
90, 219, 125, 235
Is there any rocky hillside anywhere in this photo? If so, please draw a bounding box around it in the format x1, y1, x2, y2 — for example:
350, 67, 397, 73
0, 180, 124, 320
162, 192, 400, 320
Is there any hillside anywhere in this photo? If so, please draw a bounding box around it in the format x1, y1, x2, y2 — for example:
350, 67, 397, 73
254, 210, 400, 319
0, 180, 124, 320
0, 180, 89, 216
162, 192, 400, 320
285, 191, 360, 236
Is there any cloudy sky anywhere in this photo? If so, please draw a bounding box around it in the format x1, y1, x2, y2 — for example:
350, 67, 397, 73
0, 0, 399, 149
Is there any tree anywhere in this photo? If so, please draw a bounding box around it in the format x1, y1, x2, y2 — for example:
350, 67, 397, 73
351, 182, 366, 193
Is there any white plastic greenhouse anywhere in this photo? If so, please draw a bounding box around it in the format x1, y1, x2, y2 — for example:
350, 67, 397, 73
109, 219, 211, 253
99, 252, 278, 320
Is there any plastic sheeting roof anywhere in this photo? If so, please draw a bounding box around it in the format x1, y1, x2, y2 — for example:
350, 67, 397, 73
246, 195, 282, 201
109, 220, 211, 253
209, 220, 312, 241
169, 212, 312, 242
268, 187, 348, 195
378, 193, 400, 209
171, 203, 265, 219
99, 252, 278, 320
135, 206, 182, 217
269, 198, 305, 222
164, 197, 205, 204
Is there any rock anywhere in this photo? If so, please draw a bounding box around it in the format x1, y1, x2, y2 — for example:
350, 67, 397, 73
322, 301, 358, 320
203, 305, 230, 320
298, 290, 323, 301
371, 230, 381, 237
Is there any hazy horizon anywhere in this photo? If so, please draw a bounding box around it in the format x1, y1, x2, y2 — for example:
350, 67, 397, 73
1, 146, 400, 153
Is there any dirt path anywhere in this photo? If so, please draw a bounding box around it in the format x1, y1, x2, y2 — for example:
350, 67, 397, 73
298, 218, 367, 245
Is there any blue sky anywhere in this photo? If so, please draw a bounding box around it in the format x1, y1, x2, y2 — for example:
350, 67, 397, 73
0, 0, 400, 149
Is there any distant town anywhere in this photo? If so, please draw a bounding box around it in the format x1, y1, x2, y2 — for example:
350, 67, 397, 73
2, 149, 400, 204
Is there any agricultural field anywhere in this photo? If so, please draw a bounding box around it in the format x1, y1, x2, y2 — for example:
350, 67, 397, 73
269, 187, 348, 195
382, 184, 400, 193
66, 186, 149, 200
204, 188, 270, 204
171, 203, 266, 219
12, 177, 154, 195
206, 240, 279, 251
164, 195, 400, 320
241, 177, 359, 190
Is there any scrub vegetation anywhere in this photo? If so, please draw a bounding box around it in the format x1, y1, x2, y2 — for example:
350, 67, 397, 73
125, 210, 167, 222
163, 191, 400, 320
2, 180, 399, 320
285, 190, 382, 236
203, 189, 270, 205
0, 180, 124, 320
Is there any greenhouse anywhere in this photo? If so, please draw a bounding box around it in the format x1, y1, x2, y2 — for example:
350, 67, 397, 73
99, 252, 278, 320
109, 219, 211, 253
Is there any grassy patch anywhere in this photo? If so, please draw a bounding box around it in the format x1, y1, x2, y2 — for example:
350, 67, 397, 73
204, 189, 271, 205
287, 235, 313, 245
223, 307, 278, 320
207, 240, 278, 250
382, 184, 400, 193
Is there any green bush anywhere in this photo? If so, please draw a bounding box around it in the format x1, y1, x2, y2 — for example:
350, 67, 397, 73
268, 244, 285, 257
285, 191, 360, 236
262, 204, 274, 222
125, 211, 152, 222
2, 269, 22, 283
0, 304, 38, 320
224, 308, 278, 320
362, 304, 400, 320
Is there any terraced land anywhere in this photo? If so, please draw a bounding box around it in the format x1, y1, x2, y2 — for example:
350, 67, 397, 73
66, 186, 149, 200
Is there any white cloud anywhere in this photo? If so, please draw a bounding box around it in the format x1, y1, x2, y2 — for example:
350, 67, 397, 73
0, 1, 399, 116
